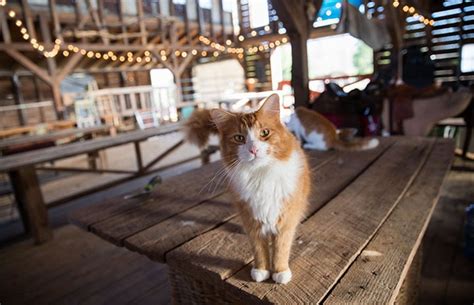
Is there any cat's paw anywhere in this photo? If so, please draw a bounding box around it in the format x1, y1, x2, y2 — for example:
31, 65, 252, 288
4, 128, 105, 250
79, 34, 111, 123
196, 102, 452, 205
251, 268, 270, 282
272, 269, 292, 284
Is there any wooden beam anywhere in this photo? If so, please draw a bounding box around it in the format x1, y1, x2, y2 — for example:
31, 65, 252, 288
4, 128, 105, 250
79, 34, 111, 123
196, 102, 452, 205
219, 0, 226, 39
271, 0, 323, 107
0, 10, 11, 43
56, 52, 83, 82
49, 0, 62, 41
21, 0, 37, 39
118, 0, 129, 45
289, 32, 310, 107
136, 0, 147, 45
11, 74, 27, 126
4, 49, 52, 85
33, 77, 46, 122
39, 15, 57, 75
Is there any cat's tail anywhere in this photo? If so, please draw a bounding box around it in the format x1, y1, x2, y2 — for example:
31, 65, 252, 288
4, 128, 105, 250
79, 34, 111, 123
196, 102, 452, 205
183, 109, 219, 148
333, 137, 379, 151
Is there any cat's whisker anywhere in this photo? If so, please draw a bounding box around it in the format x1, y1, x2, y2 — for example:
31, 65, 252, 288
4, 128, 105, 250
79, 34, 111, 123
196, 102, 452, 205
204, 158, 239, 195
198, 162, 234, 195
211, 159, 240, 195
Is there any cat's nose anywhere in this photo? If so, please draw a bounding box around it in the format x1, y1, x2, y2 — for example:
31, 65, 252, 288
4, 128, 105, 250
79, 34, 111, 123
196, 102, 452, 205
249, 146, 258, 155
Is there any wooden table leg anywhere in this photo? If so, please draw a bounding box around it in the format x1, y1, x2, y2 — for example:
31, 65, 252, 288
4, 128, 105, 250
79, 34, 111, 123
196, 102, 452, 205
134, 141, 143, 173
8, 166, 52, 244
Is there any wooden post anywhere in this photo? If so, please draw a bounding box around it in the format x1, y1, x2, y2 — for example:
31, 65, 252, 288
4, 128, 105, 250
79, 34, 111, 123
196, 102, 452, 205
289, 31, 310, 107
136, 0, 147, 45
8, 166, 53, 244
272, 0, 323, 107
134, 141, 144, 173
34, 77, 46, 123
11, 74, 27, 126
219, 0, 226, 39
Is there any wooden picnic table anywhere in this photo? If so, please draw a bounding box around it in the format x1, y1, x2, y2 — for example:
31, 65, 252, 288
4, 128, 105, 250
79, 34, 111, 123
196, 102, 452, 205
70, 136, 454, 304
0, 123, 190, 244
0, 125, 111, 155
0, 120, 76, 139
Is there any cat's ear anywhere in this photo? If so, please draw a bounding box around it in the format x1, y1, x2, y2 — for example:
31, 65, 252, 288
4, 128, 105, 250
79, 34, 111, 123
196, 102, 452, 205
210, 109, 234, 130
257, 94, 280, 117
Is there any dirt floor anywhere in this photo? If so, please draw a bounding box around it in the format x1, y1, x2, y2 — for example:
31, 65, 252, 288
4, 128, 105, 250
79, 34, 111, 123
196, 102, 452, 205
0, 137, 472, 304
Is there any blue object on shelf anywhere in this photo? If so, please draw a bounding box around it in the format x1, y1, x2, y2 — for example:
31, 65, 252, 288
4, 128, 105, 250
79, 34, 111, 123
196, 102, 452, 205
465, 204, 474, 259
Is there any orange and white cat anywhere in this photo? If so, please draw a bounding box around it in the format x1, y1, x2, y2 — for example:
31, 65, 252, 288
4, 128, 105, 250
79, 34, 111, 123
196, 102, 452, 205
210, 94, 311, 284
287, 107, 379, 151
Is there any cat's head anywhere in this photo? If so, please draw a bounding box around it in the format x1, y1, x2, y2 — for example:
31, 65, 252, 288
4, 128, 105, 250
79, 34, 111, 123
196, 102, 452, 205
210, 94, 295, 168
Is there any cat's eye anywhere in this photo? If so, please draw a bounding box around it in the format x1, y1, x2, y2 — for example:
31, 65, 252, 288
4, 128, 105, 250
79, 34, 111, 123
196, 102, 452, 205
233, 134, 245, 143
260, 129, 270, 138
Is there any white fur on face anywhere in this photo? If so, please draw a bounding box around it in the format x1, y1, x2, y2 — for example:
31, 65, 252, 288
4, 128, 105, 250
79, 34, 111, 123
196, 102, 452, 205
237, 128, 271, 167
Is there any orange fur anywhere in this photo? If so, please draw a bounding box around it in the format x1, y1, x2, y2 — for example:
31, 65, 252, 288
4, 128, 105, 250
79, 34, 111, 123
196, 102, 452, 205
295, 107, 379, 151
183, 109, 218, 149
211, 95, 311, 283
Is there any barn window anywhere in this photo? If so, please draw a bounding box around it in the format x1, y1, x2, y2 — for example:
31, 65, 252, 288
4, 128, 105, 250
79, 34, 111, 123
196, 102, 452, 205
248, 0, 270, 29
461, 44, 474, 73
271, 34, 373, 90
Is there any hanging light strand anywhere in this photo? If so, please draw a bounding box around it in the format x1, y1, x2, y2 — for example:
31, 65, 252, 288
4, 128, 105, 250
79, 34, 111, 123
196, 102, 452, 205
392, 1, 435, 26
199, 35, 289, 56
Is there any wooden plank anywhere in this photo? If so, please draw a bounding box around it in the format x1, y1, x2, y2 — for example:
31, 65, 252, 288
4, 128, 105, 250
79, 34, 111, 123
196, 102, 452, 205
164, 138, 392, 271
123, 147, 337, 263
69, 160, 222, 229
0, 126, 109, 150
89, 162, 229, 245
0, 123, 182, 171
5, 49, 53, 86
166, 137, 433, 304
325, 139, 454, 304
78, 149, 336, 246
8, 166, 53, 244
124, 192, 237, 262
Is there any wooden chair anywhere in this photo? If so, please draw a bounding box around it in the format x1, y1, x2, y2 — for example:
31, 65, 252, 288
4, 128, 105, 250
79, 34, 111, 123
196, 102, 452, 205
134, 111, 160, 130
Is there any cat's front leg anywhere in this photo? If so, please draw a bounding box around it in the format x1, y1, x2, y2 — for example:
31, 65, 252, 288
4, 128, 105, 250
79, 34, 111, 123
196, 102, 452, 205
272, 224, 297, 284
239, 209, 272, 283
249, 233, 271, 282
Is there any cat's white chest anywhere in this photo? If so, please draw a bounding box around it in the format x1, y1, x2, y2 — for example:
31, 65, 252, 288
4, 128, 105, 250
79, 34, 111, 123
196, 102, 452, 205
233, 151, 302, 235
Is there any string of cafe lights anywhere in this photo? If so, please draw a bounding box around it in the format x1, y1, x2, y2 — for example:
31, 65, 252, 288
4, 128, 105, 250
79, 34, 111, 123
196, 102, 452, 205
1, 2, 214, 63
1, 0, 289, 64
392, 0, 435, 26
199, 35, 289, 57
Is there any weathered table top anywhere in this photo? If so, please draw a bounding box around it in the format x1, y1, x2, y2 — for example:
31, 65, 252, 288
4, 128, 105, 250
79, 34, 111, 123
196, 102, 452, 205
0, 125, 110, 151
0, 122, 181, 172
70, 136, 454, 304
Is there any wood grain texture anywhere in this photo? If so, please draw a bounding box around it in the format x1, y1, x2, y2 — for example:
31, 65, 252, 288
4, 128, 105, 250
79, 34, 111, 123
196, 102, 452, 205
0, 225, 171, 305
0, 123, 181, 171
124, 192, 237, 262
69, 161, 223, 230
325, 139, 454, 304
225, 138, 433, 304
165, 138, 394, 288
122, 150, 339, 262
89, 161, 227, 245
166, 137, 435, 304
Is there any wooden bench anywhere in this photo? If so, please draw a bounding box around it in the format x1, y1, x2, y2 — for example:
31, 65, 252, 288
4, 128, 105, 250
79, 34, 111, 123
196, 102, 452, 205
0, 122, 205, 244
0, 125, 111, 155
70, 136, 454, 304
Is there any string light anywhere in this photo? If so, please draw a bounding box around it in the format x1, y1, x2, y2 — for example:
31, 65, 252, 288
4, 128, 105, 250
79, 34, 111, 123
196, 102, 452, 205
3, 2, 282, 64
393, 1, 434, 26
